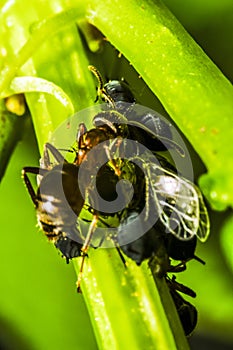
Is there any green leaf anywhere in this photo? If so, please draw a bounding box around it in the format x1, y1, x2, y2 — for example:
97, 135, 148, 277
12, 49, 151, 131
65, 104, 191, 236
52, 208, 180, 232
220, 214, 233, 273
0, 98, 27, 180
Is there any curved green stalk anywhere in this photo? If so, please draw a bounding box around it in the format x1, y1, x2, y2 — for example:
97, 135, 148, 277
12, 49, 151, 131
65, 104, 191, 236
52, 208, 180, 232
73, 250, 189, 350
0, 99, 28, 180
220, 214, 233, 273
1, 77, 74, 114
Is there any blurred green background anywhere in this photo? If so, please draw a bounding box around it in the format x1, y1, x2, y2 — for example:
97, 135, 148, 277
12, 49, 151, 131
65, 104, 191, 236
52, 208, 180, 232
0, 1, 233, 349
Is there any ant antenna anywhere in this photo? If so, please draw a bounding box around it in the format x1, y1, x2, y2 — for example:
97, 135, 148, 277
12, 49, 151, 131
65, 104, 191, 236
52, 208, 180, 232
193, 254, 205, 265
88, 65, 115, 107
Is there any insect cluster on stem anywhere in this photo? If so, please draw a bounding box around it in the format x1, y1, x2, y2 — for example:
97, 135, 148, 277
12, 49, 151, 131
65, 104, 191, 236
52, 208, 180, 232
22, 65, 210, 336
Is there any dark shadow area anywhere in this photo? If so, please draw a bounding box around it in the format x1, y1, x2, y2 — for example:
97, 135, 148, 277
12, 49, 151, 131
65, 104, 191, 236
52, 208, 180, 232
0, 315, 35, 350
189, 333, 233, 350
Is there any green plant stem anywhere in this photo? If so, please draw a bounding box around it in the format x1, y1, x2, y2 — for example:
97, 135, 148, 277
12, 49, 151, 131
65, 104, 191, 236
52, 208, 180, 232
0, 99, 28, 180
73, 249, 189, 350
220, 214, 233, 273
86, 0, 233, 210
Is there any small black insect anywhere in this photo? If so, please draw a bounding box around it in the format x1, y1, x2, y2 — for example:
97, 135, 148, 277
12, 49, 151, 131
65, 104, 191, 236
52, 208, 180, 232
88, 65, 185, 156
165, 275, 198, 336
115, 146, 209, 270
88, 65, 135, 107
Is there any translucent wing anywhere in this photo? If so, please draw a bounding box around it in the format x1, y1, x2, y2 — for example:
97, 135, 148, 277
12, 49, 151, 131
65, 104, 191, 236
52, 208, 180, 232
106, 141, 210, 242
194, 185, 210, 242
145, 163, 209, 241
129, 120, 185, 157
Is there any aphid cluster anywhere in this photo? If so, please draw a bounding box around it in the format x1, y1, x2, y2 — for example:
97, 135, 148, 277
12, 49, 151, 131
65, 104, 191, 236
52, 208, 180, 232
23, 66, 210, 336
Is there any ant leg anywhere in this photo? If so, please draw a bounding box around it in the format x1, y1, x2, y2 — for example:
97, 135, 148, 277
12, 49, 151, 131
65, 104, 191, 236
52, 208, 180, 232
103, 143, 122, 177
168, 254, 205, 274
22, 167, 48, 205
76, 215, 98, 293
168, 261, 187, 273
43, 143, 66, 166
96, 236, 127, 267
74, 123, 87, 166
42, 144, 51, 169
115, 245, 127, 267
77, 123, 87, 144
144, 175, 150, 221
193, 255, 205, 265
92, 214, 127, 267
84, 209, 127, 267
166, 275, 196, 298
23, 145, 66, 204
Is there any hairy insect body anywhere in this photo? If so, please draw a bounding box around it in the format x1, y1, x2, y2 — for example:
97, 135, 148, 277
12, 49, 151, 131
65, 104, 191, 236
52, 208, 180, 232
22, 148, 84, 260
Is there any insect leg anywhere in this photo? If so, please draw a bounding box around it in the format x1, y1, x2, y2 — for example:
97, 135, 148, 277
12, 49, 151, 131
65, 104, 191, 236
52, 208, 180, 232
43, 143, 66, 165
90, 213, 127, 266
103, 142, 122, 177
166, 275, 197, 336
76, 215, 98, 293
22, 167, 48, 205
77, 123, 87, 144
168, 254, 205, 274
168, 261, 187, 273
167, 275, 196, 298
193, 255, 205, 265
108, 234, 127, 267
